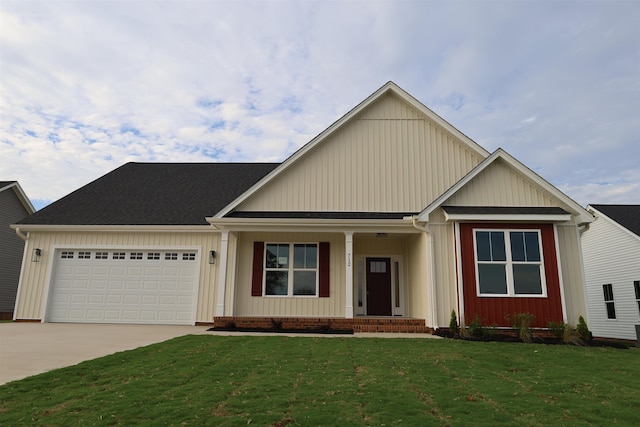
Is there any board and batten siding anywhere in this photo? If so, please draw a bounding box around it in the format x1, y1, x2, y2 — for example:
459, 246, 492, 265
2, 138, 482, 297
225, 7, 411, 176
237, 93, 484, 213
581, 213, 640, 340
0, 189, 31, 314
234, 232, 345, 317
14, 231, 219, 323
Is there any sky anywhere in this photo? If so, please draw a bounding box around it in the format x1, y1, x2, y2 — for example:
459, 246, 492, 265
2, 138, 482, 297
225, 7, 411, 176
1, 0, 638, 211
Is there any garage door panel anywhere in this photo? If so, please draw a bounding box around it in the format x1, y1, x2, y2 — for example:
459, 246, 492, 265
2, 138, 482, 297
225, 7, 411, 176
49, 249, 198, 325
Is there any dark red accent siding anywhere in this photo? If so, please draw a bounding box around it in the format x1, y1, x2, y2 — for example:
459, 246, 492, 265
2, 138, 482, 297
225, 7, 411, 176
459, 223, 563, 328
319, 242, 330, 297
251, 242, 264, 296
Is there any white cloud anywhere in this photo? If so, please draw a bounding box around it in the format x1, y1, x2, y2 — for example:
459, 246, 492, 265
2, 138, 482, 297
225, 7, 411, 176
1, 0, 638, 209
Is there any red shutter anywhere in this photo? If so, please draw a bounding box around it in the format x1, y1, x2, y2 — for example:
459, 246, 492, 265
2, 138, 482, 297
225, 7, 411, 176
319, 242, 330, 297
251, 242, 264, 296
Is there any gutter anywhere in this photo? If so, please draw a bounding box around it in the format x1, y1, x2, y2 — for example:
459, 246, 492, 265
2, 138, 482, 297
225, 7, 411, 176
15, 227, 28, 241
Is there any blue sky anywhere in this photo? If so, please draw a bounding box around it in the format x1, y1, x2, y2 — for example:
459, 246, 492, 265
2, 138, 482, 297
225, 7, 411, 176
1, 0, 638, 210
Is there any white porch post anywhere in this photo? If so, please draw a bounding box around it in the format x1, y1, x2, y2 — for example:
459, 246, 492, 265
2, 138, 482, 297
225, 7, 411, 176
215, 230, 230, 317
425, 231, 438, 329
345, 231, 354, 318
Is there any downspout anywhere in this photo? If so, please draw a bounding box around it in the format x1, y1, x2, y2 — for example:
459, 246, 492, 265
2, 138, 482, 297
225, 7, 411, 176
15, 227, 28, 241
407, 216, 438, 330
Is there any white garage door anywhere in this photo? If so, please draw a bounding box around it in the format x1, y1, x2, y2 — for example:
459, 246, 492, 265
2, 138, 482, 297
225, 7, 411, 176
48, 249, 199, 325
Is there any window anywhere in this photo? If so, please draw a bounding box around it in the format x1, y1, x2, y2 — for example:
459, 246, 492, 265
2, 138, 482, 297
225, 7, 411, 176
265, 243, 318, 296
165, 252, 178, 261
130, 252, 143, 260
61, 251, 74, 259
95, 252, 108, 259
474, 229, 545, 296
78, 251, 91, 259
603, 284, 616, 319
634, 281, 640, 317
147, 252, 160, 260
182, 252, 196, 261
112, 252, 125, 260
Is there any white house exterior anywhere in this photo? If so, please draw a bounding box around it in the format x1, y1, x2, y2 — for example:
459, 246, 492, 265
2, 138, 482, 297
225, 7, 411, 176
581, 205, 640, 340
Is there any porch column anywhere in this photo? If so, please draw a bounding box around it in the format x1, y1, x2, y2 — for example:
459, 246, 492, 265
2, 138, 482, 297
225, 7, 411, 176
425, 230, 438, 328
345, 231, 354, 318
215, 230, 230, 317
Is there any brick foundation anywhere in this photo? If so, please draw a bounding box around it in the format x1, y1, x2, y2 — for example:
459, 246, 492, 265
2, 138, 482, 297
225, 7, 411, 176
212, 316, 434, 333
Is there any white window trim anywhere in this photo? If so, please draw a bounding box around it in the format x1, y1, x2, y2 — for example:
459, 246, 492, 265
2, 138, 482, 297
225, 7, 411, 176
263, 242, 319, 298
473, 228, 548, 298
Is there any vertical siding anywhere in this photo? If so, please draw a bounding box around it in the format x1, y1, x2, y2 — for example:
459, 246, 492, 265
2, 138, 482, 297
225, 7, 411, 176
238, 93, 484, 213
407, 233, 428, 320
14, 231, 219, 323
581, 215, 640, 340
0, 189, 30, 314
555, 225, 588, 325
234, 232, 345, 317
430, 223, 459, 327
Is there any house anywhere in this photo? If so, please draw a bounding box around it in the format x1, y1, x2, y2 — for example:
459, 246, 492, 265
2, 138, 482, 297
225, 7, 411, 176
0, 181, 35, 319
581, 204, 640, 340
11, 82, 593, 332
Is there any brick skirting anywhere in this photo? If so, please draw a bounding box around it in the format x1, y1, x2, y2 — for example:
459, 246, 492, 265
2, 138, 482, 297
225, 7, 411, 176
212, 316, 434, 333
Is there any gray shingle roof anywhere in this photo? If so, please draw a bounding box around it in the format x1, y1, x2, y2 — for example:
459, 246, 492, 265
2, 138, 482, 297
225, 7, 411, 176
590, 204, 640, 237
16, 163, 278, 226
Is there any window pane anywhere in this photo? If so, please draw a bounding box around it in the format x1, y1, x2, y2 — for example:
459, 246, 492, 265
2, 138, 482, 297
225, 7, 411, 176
513, 264, 543, 294
606, 301, 616, 319
476, 232, 491, 261
490, 232, 506, 261
293, 244, 317, 269
634, 281, 640, 300
265, 271, 288, 295
603, 284, 613, 301
266, 244, 289, 268
524, 232, 541, 262
478, 264, 507, 294
510, 232, 526, 262
293, 271, 316, 295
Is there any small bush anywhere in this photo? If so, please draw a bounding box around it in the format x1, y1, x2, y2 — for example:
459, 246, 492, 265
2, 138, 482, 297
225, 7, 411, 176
449, 309, 458, 333
577, 315, 591, 341
512, 312, 535, 343
468, 314, 485, 337
548, 321, 584, 345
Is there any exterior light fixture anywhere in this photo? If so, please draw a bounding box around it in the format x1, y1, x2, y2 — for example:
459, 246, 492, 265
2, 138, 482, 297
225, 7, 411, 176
32, 248, 42, 262
375, 233, 388, 238
209, 250, 216, 264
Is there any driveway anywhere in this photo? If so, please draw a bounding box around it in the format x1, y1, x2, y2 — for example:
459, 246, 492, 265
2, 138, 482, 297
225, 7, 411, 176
0, 323, 211, 385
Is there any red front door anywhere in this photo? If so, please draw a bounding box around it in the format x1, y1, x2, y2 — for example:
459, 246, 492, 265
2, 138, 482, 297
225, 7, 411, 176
366, 258, 392, 316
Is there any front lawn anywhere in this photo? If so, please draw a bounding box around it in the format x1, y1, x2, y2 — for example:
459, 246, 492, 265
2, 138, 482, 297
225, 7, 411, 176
0, 335, 638, 426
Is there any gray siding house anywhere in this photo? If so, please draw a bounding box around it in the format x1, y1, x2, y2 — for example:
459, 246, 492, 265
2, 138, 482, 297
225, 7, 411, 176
0, 182, 35, 319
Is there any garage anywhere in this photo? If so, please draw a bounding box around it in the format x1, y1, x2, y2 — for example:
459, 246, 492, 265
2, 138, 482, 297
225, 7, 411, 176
47, 249, 199, 325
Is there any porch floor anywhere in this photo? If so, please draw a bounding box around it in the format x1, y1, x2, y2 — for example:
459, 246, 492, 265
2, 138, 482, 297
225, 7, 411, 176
212, 316, 433, 333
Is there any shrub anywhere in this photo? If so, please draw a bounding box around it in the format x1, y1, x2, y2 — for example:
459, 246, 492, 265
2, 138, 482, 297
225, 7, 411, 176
512, 312, 535, 343
548, 321, 584, 345
468, 314, 485, 337
548, 321, 565, 339
576, 315, 591, 341
449, 309, 459, 334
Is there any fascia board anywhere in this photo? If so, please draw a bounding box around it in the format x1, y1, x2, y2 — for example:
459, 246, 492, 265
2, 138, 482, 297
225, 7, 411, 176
214, 81, 490, 218
587, 205, 640, 242
10, 224, 211, 233
206, 216, 420, 233
419, 148, 593, 224
443, 213, 572, 222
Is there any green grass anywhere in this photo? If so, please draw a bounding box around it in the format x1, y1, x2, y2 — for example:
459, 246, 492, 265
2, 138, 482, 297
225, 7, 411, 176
0, 336, 638, 426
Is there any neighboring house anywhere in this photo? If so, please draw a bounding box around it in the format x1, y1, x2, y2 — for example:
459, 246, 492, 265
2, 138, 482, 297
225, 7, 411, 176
581, 204, 640, 340
0, 181, 35, 319
11, 82, 593, 332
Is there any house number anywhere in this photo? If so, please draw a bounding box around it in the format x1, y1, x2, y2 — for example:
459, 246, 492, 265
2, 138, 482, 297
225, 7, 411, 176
347, 253, 352, 267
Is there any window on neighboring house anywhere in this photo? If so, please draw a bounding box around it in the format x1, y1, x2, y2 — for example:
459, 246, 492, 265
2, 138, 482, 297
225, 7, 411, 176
265, 243, 318, 296
603, 284, 616, 319
474, 229, 545, 296
634, 281, 640, 317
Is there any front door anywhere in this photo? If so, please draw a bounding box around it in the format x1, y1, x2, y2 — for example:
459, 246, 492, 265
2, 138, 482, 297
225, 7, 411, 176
366, 257, 392, 316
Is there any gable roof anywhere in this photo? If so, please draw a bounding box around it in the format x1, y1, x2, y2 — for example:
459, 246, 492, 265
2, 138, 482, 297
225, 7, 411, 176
214, 81, 491, 218
15, 163, 278, 226
419, 148, 593, 224
588, 204, 640, 238
0, 181, 36, 214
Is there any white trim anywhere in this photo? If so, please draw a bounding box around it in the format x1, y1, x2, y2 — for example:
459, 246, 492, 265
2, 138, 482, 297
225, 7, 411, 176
10, 224, 212, 233
207, 217, 420, 233
214, 81, 489, 218
345, 232, 354, 318
444, 213, 571, 222
553, 224, 568, 322
587, 205, 640, 243
419, 149, 593, 225
425, 232, 437, 328
215, 230, 230, 316
262, 242, 320, 298
454, 222, 465, 326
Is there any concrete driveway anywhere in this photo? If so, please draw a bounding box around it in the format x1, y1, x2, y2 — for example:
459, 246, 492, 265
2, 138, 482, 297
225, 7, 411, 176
0, 323, 211, 385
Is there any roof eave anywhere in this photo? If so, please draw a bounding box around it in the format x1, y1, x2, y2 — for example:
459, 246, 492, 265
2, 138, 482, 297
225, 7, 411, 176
206, 216, 420, 233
